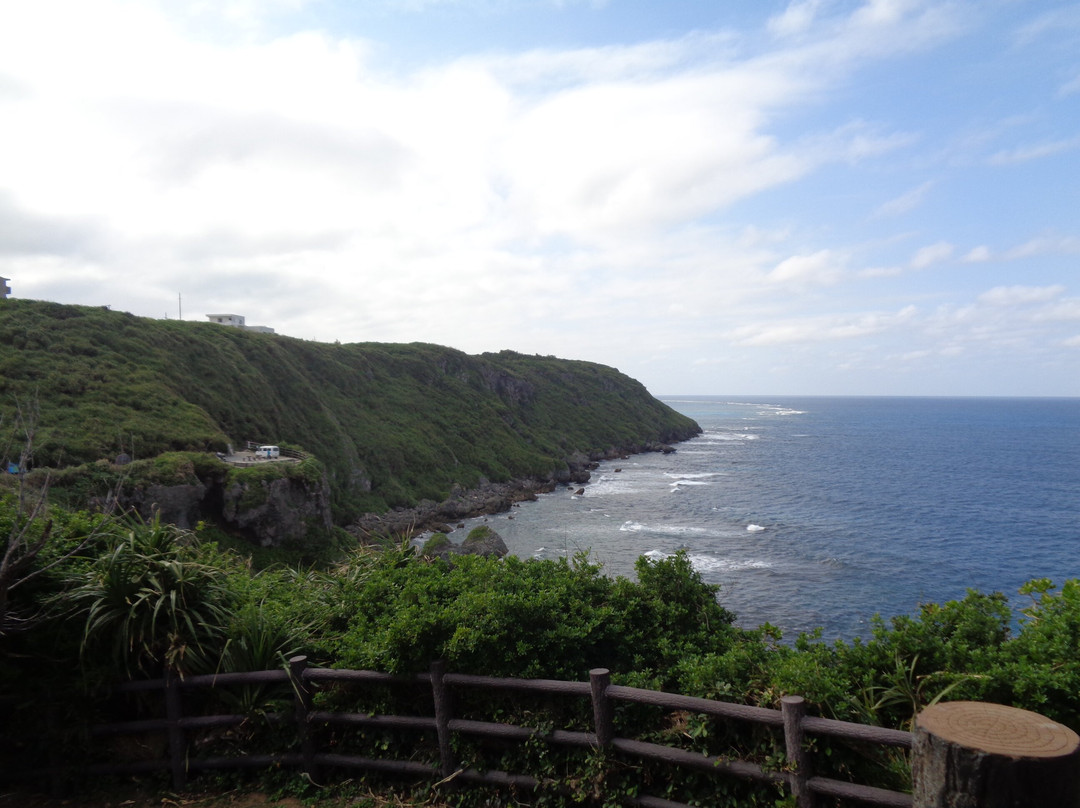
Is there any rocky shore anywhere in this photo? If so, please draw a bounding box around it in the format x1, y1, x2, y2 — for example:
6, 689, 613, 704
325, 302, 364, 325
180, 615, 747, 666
347, 441, 679, 541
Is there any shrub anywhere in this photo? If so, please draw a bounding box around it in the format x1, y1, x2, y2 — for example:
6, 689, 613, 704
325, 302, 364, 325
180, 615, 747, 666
59, 514, 239, 677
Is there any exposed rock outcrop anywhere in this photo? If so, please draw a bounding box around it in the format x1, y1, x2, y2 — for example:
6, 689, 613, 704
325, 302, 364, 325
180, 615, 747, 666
120, 483, 211, 530
422, 525, 509, 561
222, 472, 333, 548
350, 477, 555, 540
114, 462, 334, 549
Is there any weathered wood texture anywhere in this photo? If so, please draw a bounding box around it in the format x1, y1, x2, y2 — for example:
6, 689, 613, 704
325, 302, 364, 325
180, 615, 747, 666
912, 701, 1080, 808
784, 696, 814, 808
12, 658, 920, 808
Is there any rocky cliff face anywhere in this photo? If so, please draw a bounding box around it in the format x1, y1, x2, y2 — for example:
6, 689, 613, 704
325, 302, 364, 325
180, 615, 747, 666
347, 440, 679, 541
119, 467, 334, 549
222, 472, 334, 548
120, 482, 211, 531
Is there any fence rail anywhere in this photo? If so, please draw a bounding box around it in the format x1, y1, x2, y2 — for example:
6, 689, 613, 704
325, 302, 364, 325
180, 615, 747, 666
17, 657, 915, 808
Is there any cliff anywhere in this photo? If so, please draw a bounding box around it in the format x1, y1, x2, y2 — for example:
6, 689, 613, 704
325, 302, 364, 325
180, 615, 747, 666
0, 299, 700, 534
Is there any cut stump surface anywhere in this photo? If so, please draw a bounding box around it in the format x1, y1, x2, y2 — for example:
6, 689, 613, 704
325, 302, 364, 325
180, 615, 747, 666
913, 701, 1080, 808
917, 701, 1079, 758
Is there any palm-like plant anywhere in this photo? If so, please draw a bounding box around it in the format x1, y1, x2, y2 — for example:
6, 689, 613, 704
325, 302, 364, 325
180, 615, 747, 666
64, 513, 234, 677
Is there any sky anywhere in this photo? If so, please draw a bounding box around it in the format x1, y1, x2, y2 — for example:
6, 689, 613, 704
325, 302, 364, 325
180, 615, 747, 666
1, 0, 1078, 397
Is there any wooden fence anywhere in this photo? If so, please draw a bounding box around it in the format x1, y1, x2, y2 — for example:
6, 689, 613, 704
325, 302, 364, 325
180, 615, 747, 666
53, 658, 913, 808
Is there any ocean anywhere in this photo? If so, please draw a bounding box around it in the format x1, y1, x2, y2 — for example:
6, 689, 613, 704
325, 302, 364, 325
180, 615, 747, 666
451, 397, 1080, 641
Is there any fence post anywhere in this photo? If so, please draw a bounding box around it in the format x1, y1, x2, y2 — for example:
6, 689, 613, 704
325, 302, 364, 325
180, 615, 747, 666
590, 668, 613, 747
289, 655, 319, 784
782, 695, 813, 808
163, 668, 187, 790
430, 660, 455, 778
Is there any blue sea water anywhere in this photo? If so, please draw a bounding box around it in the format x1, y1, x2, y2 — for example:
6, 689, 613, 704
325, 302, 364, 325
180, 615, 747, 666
453, 397, 1080, 641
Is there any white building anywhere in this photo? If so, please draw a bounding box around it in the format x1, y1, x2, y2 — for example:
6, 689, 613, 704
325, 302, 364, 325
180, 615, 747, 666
207, 313, 246, 327
206, 313, 275, 334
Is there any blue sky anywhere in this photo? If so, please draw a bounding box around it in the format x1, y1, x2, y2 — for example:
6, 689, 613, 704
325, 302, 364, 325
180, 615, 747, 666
1, 0, 1078, 396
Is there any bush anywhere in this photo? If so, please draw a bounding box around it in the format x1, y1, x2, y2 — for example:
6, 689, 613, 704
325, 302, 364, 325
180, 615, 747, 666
59, 514, 240, 677
996, 579, 1080, 727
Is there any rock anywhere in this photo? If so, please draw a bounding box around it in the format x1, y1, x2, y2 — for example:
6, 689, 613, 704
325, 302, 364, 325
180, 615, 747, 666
422, 524, 508, 561
121, 483, 208, 530
460, 525, 508, 557
222, 472, 333, 549
421, 532, 452, 556
111, 460, 334, 549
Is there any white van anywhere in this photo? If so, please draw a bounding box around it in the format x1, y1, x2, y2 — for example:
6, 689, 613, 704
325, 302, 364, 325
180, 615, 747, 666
258, 445, 280, 459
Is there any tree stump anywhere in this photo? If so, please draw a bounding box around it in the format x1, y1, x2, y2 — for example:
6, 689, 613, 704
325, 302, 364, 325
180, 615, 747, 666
912, 701, 1080, 808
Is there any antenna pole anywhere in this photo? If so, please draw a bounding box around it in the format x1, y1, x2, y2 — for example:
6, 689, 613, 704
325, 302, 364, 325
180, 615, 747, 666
178, 293, 182, 321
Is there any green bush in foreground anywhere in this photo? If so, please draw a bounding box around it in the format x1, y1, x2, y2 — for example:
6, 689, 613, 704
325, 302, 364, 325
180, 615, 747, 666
323, 546, 740, 681
6, 496, 1080, 804
9, 500, 1080, 730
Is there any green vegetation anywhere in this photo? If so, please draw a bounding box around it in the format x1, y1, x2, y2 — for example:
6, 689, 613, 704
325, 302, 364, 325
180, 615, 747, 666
40, 451, 228, 510
0, 300, 699, 524
463, 524, 499, 545
421, 532, 451, 554
8, 299, 1079, 804
5, 494, 1080, 806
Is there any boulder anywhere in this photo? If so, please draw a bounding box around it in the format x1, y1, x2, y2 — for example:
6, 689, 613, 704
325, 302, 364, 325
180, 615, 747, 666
422, 524, 508, 561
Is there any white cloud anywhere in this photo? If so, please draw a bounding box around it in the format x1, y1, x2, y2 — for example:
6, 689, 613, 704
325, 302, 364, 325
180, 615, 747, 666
1035, 300, 1080, 323
909, 241, 954, 269
0, 0, 971, 270
873, 180, 934, 218
1013, 5, 1080, 48
858, 265, 903, 277
729, 305, 917, 346
768, 0, 826, 38
1004, 235, 1080, 260
989, 136, 1080, 165
768, 249, 844, 285
959, 237, 1080, 265
977, 285, 1066, 307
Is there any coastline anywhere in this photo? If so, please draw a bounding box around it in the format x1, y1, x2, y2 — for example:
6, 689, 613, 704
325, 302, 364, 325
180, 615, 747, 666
347, 439, 688, 542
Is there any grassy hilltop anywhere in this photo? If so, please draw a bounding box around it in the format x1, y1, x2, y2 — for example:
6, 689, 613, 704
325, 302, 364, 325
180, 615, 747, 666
0, 299, 699, 522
